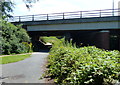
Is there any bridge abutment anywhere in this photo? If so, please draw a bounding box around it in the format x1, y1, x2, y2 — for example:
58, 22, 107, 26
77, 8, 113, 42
30, 35, 40, 52
71, 30, 110, 50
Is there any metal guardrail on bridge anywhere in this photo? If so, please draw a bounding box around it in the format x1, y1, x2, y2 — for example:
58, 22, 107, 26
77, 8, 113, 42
8, 8, 120, 22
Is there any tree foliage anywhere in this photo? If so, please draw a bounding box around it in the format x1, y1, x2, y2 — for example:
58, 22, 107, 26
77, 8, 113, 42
0, 0, 14, 19
23, 0, 39, 9
1, 19, 32, 55
0, 0, 39, 18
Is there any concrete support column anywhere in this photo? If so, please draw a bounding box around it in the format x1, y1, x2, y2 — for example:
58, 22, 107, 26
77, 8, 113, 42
29, 32, 40, 52
99, 30, 110, 50
64, 32, 71, 41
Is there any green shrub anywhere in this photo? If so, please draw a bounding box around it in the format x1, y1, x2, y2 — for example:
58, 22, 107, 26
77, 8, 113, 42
1, 19, 31, 54
22, 42, 33, 53
45, 39, 120, 85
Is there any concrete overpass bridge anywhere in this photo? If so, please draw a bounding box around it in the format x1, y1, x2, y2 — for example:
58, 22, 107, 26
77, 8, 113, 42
10, 8, 120, 51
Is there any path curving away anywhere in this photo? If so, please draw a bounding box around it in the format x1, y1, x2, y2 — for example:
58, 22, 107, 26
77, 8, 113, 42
1, 52, 50, 83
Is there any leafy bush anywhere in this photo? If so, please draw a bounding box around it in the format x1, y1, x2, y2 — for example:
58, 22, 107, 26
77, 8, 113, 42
1, 19, 32, 54
22, 42, 33, 53
45, 39, 120, 85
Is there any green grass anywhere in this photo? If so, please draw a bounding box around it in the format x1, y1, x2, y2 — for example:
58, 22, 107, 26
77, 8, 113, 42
0, 54, 31, 64
40, 36, 60, 44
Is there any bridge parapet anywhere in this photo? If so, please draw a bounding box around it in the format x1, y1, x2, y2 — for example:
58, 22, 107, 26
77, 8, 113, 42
8, 8, 120, 22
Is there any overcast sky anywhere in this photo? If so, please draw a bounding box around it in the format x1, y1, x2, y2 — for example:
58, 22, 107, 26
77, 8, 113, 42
11, 0, 120, 16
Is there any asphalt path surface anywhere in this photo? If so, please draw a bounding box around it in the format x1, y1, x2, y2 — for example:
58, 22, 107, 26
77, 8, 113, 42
1, 52, 49, 83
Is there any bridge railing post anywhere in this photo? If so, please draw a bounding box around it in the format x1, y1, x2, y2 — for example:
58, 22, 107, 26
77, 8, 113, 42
47, 14, 49, 20
19, 16, 21, 22
32, 15, 34, 21
63, 13, 65, 19
99, 10, 101, 17
112, 9, 114, 16
80, 11, 82, 18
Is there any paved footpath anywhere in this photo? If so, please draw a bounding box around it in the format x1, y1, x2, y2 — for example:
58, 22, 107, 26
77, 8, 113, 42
1, 52, 49, 83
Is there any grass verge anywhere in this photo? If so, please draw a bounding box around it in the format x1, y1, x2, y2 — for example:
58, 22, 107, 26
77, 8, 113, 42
0, 54, 31, 64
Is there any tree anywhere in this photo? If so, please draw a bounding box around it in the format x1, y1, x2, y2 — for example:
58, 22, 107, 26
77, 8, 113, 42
0, 0, 32, 55
1, 20, 31, 54
23, 0, 39, 9
0, 0, 14, 19
0, 0, 38, 17
0, 0, 40, 18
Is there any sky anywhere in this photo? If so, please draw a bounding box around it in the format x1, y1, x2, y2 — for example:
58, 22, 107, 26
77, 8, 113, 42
11, 0, 120, 16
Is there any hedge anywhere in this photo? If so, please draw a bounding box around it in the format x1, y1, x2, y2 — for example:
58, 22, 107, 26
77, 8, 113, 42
44, 39, 120, 85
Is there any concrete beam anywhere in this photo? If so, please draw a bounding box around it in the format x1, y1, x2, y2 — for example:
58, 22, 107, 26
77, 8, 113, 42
27, 21, 118, 31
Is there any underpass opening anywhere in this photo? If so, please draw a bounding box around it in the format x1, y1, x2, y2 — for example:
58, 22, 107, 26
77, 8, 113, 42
28, 29, 120, 52
28, 31, 67, 52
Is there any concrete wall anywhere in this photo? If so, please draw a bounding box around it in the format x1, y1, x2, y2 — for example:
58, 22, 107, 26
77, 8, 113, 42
71, 30, 110, 50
